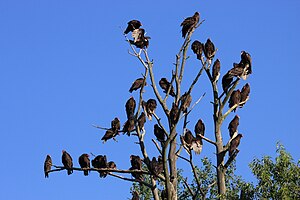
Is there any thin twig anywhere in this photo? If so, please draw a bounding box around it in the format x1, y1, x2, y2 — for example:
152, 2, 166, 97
108, 172, 153, 188
152, 139, 162, 155
182, 178, 195, 197
179, 93, 206, 120
199, 135, 217, 146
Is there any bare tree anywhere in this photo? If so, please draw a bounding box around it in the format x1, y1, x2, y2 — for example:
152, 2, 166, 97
44, 12, 251, 200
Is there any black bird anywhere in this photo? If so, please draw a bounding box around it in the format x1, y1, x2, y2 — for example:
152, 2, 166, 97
129, 78, 146, 93
212, 59, 221, 82
143, 99, 157, 120
124, 20, 142, 34
169, 102, 179, 125
107, 161, 117, 169
240, 51, 252, 75
159, 78, 175, 97
228, 115, 239, 138
180, 129, 203, 154
181, 12, 200, 38
101, 129, 115, 143
125, 96, 136, 119
150, 156, 163, 179
240, 83, 250, 107
130, 28, 150, 49
191, 40, 204, 60
92, 155, 108, 178
154, 124, 165, 142
222, 72, 234, 93
229, 90, 241, 112
78, 153, 90, 176
62, 150, 73, 175
111, 117, 120, 134
229, 134, 243, 156
138, 112, 146, 131
180, 92, 192, 113
130, 155, 143, 180
194, 119, 205, 136
44, 155, 52, 178
122, 118, 135, 136
204, 38, 216, 60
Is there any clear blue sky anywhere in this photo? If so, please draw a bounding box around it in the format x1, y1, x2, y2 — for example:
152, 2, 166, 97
0, 0, 299, 199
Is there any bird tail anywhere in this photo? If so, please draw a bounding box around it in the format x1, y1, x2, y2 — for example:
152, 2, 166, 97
84, 170, 88, 176
67, 169, 73, 175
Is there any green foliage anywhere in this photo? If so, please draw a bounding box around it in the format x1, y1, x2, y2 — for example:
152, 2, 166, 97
249, 143, 300, 199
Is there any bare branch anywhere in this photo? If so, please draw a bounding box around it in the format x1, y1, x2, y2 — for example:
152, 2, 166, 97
179, 93, 206, 120
199, 134, 217, 146
222, 99, 249, 120
152, 139, 162, 155
108, 172, 153, 189
182, 178, 195, 197
224, 149, 240, 169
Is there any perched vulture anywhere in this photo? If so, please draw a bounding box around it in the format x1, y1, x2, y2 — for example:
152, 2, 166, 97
125, 96, 136, 119
229, 90, 241, 112
228, 62, 246, 79
150, 156, 163, 179
111, 117, 121, 134
240, 51, 252, 75
131, 191, 140, 200
101, 129, 115, 143
222, 72, 234, 93
204, 38, 216, 60
240, 83, 250, 107
180, 129, 203, 154
181, 12, 200, 38
124, 20, 142, 34
130, 155, 143, 180
180, 92, 192, 113
169, 102, 179, 125
78, 153, 90, 176
143, 99, 157, 120
191, 40, 204, 60
92, 155, 108, 178
212, 59, 221, 82
138, 112, 146, 131
228, 115, 239, 138
159, 78, 175, 97
129, 78, 146, 93
154, 124, 165, 142
194, 119, 205, 136
122, 118, 135, 136
62, 150, 73, 175
130, 28, 150, 49
44, 155, 52, 178
107, 161, 117, 169
229, 134, 243, 156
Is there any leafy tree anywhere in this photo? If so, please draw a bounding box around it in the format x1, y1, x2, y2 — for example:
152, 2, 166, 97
44, 11, 252, 200
249, 143, 300, 199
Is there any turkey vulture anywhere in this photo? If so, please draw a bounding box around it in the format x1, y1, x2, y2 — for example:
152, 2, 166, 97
229, 134, 243, 156
159, 78, 175, 97
125, 96, 136, 119
143, 99, 157, 120
212, 59, 221, 82
222, 72, 234, 93
150, 156, 163, 179
180, 92, 192, 113
62, 150, 73, 175
101, 129, 115, 143
194, 119, 205, 136
169, 102, 179, 125
130, 28, 150, 49
111, 117, 120, 134
131, 191, 140, 200
229, 90, 241, 112
154, 124, 165, 142
107, 161, 117, 169
204, 38, 216, 60
129, 78, 146, 93
240, 51, 252, 75
78, 153, 90, 176
130, 155, 143, 180
191, 40, 204, 60
92, 155, 108, 178
180, 129, 203, 154
181, 12, 200, 38
124, 20, 142, 34
44, 155, 52, 178
138, 112, 146, 131
228, 62, 246, 79
228, 115, 239, 138
240, 83, 250, 107
122, 118, 135, 136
